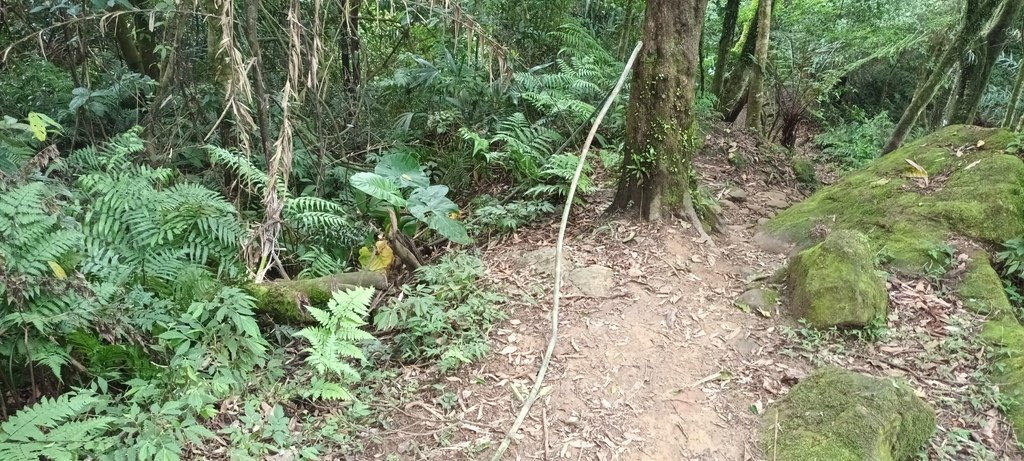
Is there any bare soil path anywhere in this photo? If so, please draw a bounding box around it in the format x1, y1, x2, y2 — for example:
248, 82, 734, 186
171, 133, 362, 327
362, 134, 809, 460
361, 131, 1024, 460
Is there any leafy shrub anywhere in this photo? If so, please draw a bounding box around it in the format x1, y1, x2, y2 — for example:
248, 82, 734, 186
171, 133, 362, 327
467, 195, 554, 235
351, 152, 471, 244
373, 252, 505, 372
814, 110, 894, 170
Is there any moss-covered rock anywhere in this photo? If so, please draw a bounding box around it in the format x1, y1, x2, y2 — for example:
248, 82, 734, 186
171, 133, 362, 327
787, 230, 888, 328
793, 158, 818, 185
957, 251, 1013, 316
761, 368, 935, 461
763, 125, 1024, 272
981, 317, 1024, 440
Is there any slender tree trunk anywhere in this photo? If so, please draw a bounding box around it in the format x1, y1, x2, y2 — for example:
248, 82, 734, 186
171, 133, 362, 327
953, 0, 1021, 124
882, 0, 1002, 154
712, 0, 741, 100
1004, 57, 1024, 127
339, 0, 361, 93
113, 12, 146, 76
246, 0, 272, 165
745, 0, 773, 131
608, 0, 709, 221
720, 17, 757, 112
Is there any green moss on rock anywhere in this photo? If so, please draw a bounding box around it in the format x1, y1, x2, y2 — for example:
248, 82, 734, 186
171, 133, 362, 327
764, 125, 1024, 273
787, 230, 888, 328
981, 317, 1024, 440
793, 158, 818, 185
761, 368, 935, 461
957, 251, 1013, 316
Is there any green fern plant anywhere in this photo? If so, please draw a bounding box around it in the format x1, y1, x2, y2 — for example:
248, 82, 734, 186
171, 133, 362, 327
526, 153, 595, 202
295, 287, 377, 400
0, 390, 116, 460
207, 146, 369, 274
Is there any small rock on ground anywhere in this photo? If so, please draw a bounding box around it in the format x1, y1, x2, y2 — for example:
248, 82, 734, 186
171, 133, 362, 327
568, 265, 615, 298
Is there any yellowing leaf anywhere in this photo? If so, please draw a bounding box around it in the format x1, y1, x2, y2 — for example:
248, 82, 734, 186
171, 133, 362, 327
903, 159, 928, 180
358, 240, 394, 272
48, 261, 67, 279
27, 112, 59, 142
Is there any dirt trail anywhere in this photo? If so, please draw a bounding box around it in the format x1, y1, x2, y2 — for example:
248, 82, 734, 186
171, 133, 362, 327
363, 135, 809, 460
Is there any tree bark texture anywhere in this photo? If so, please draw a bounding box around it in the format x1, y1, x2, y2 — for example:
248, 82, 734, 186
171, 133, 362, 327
609, 0, 709, 221
950, 0, 1021, 124
745, 0, 773, 131
711, 0, 741, 100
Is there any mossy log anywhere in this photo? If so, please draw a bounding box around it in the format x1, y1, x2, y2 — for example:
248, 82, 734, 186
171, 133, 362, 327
246, 272, 387, 324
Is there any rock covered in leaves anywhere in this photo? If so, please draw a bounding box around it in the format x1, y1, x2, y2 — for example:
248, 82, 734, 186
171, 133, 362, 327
761, 125, 1024, 271
786, 230, 887, 328
761, 368, 935, 461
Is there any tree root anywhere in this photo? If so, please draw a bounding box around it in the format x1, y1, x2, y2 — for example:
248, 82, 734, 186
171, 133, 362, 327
682, 187, 716, 246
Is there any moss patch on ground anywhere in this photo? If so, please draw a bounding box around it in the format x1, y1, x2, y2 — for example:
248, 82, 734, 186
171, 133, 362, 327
764, 125, 1024, 273
957, 251, 1014, 317
787, 230, 888, 328
761, 367, 935, 461
981, 317, 1024, 440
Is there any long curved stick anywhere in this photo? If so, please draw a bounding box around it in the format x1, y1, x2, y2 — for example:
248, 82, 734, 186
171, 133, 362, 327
489, 41, 644, 461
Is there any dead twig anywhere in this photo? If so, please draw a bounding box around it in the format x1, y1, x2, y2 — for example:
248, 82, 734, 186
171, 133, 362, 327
489, 42, 644, 461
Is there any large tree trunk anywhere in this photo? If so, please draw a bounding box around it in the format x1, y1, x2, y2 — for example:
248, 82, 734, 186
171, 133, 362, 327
745, 0, 773, 131
608, 0, 708, 221
883, 0, 1003, 154
711, 0, 741, 100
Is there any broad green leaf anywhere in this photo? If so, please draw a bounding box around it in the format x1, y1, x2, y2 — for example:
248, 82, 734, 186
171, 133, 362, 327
407, 185, 459, 221
374, 153, 429, 188
426, 214, 472, 245
350, 172, 406, 207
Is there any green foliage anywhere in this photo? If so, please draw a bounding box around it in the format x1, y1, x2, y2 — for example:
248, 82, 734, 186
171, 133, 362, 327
208, 146, 370, 272
373, 253, 505, 372
814, 111, 894, 170
0, 58, 74, 122
467, 195, 554, 235
295, 288, 376, 400
352, 153, 471, 245
0, 390, 116, 460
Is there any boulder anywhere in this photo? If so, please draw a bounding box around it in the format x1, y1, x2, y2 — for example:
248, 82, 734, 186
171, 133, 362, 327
981, 318, 1024, 440
761, 368, 935, 461
762, 125, 1024, 272
787, 230, 887, 328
